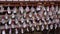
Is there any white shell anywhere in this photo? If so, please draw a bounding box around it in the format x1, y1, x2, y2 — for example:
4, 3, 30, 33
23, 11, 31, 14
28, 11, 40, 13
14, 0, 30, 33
1, 6, 4, 12
49, 11, 52, 16
55, 24, 57, 29
50, 24, 53, 29
21, 29, 24, 34
46, 17, 49, 20
32, 17, 35, 20
29, 23, 32, 27
29, 13, 32, 17
44, 11, 47, 16
15, 29, 18, 34
56, 5, 58, 11
42, 6, 46, 11
44, 22, 47, 25
9, 19, 12, 24
13, 0, 18, 1
5, 24, 8, 29
9, 29, 11, 34
37, 16, 40, 20
36, 26, 40, 31
25, 0, 29, 1
25, 6, 30, 12
35, 0, 39, 1
19, 7, 24, 14
13, 7, 17, 13
19, 0, 24, 1
30, 0, 35, 1
27, 18, 29, 22
24, 13, 26, 18
2, 19, 5, 24
32, 27, 34, 31
23, 22, 26, 28
40, 0, 44, 1
27, 28, 29, 32
31, 7, 35, 12
12, 14, 15, 18
21, 18, 24, 23
36, 6, 41, 11
0, 0, 5, 1
18, 23, 21, 27
47, 6, 49, 11
42, 17, 45, 21
33, 20, 36, 24
39, 21, 42, 25
48, 21, 51, 24
34, 12, 37, 16
34, 24, 37, 27
15, 19, 18, 24
7, 7, 11, 14
41, 25, 44, 31
46, 25, 49, 30
5, 14, 8, 19
11, 24, 14, 28
2, 30, 5, 34
7, 0, 12, 1
58, 9, 60, 14
51, 5, 54, 11
55, 19, 59, 23
59, 24, 60, 27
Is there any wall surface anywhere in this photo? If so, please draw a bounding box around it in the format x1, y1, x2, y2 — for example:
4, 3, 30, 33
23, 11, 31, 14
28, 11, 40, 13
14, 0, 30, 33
0, 0, 60, 1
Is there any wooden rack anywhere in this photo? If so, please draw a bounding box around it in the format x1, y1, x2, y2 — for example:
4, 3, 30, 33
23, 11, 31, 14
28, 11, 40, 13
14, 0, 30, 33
0, 0, 60, 30
0, 1, 60, 6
